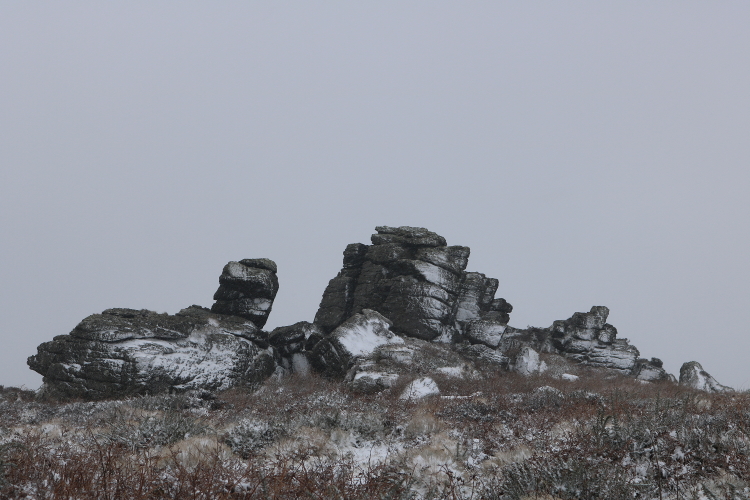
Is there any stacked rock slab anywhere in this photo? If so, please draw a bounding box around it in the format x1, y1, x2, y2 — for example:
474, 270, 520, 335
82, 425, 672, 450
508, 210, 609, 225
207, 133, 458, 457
268, 321, 323, 375
314, 226, 512, 341
549, 306, 640, 374
28, 258, 280, 400
474, 306, 670, 380
549, 306, 670, 380
211, 259, 279, 328
27, 307, 276, 400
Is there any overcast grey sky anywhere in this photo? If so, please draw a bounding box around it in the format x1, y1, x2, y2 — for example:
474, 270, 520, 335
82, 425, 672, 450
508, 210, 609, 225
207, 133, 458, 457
1, 2, 748, 390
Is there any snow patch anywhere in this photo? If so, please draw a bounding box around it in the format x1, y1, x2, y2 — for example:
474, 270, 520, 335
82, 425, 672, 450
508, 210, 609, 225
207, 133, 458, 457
435, 366, 465, 377
291, 353, 310, 375
400, 377, 440, 400
514, 347, 547, 376
333, 309, 403, 359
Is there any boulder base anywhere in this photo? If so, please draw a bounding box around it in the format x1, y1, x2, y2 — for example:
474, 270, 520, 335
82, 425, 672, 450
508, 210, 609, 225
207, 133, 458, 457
28, 307, 275, 400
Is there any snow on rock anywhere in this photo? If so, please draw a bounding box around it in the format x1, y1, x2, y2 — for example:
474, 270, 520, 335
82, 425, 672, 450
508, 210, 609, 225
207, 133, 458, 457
291, 353, 311, 375
308, 309, 403, 378
504, 305, 673, 381
349, 371, 401, 393
634, 357, 674, 382
314, 226, 512, 342
28, 306, 276, 400
435, 366, 469, 378
561, 373, 579, 381
458, 344, 510, 367
27, 226, 707, 401
400, 377, 440, 400
679, 361, 733, 393
454, 272, 499, 325
514, 347, 547, 376
344, 338, 479, 394
332, 309, 403, 357
465, 319, 506, 348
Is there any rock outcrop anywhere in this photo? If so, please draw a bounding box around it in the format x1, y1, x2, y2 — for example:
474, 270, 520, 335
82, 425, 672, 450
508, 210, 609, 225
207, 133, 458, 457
29, 258, 281, 400
211, 259, 279, 328
399, 377, 440, 400
342, 337, 480, 394
513, 347, 548, 376
307, 309, 404, 378
679, 361, 732, 393
27, 226, 686, 400
471, 306, 670, 381
548, 306, 666, 379
314, 226, 512, 341
27, 306, 276, 400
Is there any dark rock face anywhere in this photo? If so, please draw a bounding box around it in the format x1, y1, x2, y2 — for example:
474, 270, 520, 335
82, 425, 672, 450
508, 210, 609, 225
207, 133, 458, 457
211, 259, 279, 328
27, 306, 276, 400
314, 226, 512, 341
268, 321, 323, 375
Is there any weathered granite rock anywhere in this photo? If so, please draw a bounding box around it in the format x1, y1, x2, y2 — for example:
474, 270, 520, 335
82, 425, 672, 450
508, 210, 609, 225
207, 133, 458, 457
549, 306, 661, 377
370, 226, 447, 247
269, 321, 322, 357
27, 226, 687, 400
679, 361, 732, 393
476, 306, 671, 381
211, 259, 279, 328
308, 309, 403, 378
27, 306, 276, 400
399, 377, 440, 400
314, 226, 512, 341
458, 343, 511, 367
633, 357, 675, 382
268, 321, 323, 374
454, 272, 499, 325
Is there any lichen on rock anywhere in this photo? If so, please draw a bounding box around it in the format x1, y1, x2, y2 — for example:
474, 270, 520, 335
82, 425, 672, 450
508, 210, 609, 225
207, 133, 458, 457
314, 226, 512, 342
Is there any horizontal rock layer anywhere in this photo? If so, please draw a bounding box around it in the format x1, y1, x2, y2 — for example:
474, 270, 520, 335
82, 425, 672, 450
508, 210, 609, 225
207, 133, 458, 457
28, 307, 276, 400
314, 226, 512, 341
211, 259, 279, 328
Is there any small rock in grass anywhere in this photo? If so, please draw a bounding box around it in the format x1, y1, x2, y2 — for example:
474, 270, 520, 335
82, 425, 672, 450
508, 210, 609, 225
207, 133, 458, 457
399, 377, 440, 400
